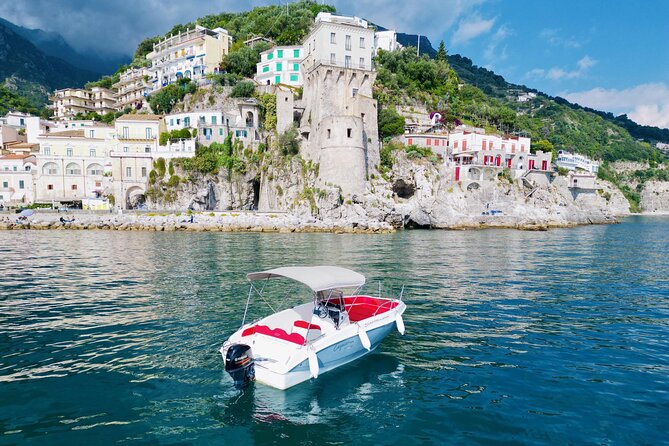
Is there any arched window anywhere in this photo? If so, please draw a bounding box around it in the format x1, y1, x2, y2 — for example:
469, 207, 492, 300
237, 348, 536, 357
87, 163, 104, 176
43, 162, 59, 175
65, 162, 81, 175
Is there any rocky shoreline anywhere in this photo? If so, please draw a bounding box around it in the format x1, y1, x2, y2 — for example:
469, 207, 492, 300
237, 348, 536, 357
0, 209, 623, 234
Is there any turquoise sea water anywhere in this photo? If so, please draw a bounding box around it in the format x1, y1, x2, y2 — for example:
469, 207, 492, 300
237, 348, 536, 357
1, 216, 668, 445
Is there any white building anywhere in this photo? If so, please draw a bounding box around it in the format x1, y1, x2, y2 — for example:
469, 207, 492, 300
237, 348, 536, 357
374, 30, 401, 53
147, 26, 232, 91
0, 154, 36, 205
165, 100, 261, 147
35, 126, 115, 204
50, 87, 117, 120
256, 46, 304, 87
303, 12, 375, 72
114, 67, 151, 111
555, 150, 599, 173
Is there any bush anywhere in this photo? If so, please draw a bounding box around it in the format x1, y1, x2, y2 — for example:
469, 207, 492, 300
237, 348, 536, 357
230, 81, 256, 98
378, 108, 406, 139
278, 125, 300, 156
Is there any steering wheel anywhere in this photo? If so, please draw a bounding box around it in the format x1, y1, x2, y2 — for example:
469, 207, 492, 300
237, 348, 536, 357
316, 304, 329, 319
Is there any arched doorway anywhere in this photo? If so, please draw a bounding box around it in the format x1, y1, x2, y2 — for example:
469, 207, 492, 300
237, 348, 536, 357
126, 186, 146, 209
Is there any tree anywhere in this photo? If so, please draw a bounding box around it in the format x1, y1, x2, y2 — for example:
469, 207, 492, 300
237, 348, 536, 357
221, 43, 271, 77
378, 108, 406, 139
436, 40, 447, 61
230, 81, 256, 98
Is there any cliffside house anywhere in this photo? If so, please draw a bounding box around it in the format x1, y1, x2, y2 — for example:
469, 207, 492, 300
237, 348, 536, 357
256, 46, 305, 87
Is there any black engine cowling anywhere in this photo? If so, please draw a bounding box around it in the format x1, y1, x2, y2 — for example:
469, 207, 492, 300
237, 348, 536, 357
225, 344, 255, 388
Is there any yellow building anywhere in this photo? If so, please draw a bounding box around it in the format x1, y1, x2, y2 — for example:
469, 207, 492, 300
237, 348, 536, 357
147, 26, 232, 91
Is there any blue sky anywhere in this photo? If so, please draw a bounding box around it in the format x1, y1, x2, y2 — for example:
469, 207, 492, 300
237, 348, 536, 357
1, 0, 667, 128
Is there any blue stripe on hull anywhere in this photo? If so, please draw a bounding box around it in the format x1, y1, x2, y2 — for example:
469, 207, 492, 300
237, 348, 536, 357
290, 322, 396, 374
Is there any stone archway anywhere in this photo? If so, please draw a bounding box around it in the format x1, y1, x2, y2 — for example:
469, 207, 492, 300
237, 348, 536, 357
467, 167, 481, 181
126, 186, 146, 209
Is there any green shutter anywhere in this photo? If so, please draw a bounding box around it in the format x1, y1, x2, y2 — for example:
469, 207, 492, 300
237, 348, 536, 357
294, 49, 300, 58
293, 63, 299, 71
277, 50, 283, 58
276, 63, 282, 71
262, 65, 269, 73
290, 74, 298, 82
267, 53, 273, 60
275, 75, 281, 84
219, 128, 223, 136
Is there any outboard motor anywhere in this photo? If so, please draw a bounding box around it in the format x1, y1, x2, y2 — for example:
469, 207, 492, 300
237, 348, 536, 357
225, 344, 255, 388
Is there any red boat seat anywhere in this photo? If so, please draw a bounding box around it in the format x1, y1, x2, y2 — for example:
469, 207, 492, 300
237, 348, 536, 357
241, 324, 305, 345
342, 296, 399, 322
293, 320, 321, 331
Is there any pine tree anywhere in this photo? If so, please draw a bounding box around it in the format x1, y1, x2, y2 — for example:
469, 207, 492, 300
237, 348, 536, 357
436, 40, 447, 61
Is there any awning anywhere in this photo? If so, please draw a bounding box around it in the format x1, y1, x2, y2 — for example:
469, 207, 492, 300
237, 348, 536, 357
247, 266, 365, 292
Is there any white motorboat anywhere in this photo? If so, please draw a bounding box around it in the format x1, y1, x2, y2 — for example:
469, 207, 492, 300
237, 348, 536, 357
220, 266, 406, 390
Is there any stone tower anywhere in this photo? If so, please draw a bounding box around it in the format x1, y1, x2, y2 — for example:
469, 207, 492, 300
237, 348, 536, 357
299, 13, 379, 196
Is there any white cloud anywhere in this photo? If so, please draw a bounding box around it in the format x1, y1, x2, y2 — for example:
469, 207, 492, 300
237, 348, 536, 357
563, 83, 669, 129
526, 55, 597, 81
539, 28, 582, 48
451, 14, 496, 44
483, 24, 512, 62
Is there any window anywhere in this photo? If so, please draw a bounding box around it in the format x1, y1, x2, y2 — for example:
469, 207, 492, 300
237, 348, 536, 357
293, 49, 300, 57
89, 129, 95, 138
141, 167, 147, 177
267, 53, 273, 60
44, 147, 51, 156
482, 140, 487, 150
122, 127, 129, 138
275, 75, 281, 84
330, 32, 336, 44
345, 55, 351, 68
276, 63, 282, 72
327, 129, 331, 139
146, 127, 152, 139
330, 53, 336, 64
43, 163, 59, 175
66, 148, 73, 157
359, 58, 365, 69
352, 88, 358, 97
360, 37, 365, 48
219, 128, 223, 136
277, 49, 283, 58
345, 35, 351, 50
90, 149, 96, 157
427, 138, 432, 146
47, 184, 53, 190
71, 184, 77, 191
95, 182, 101, 187
88, 164, 103, 175
176, 119, 181, 125
293, 63, 299, 71
290, 74, 299, 82
212, 116, 217, 125
407, 138, 413, 145
170, 119, 174, 126
184, 117, 190, 127
143, 146, 150, 153
66, 163, 81, 175
2, 181, 7, 188
126, 167, 132, 177
123, 146, 129, 153
12, 166, 17, 171
347, 128, 352, 138
262, 65, 269, 73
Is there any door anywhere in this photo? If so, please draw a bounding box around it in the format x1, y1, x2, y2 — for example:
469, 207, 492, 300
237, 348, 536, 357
529, 160, 535, 170
542, 160, 548, 170
455, 166, 460, 181
496, 156, 501, 166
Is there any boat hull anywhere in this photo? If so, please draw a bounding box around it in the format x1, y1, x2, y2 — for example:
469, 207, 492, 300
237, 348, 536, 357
254, 320, 398, 390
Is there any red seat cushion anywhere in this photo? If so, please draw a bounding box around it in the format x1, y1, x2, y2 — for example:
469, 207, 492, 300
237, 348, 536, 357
241, 326, 256, 337
294, 320, 321, 330
342, 296, 399, 322
255, 325, 305, 345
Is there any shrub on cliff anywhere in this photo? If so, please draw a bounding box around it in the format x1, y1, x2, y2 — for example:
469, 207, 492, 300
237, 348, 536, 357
378, 108, 405, 139
230, 81, 256, 98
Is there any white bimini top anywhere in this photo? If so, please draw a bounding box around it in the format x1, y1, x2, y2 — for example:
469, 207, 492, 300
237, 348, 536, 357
246, 266, 365, 292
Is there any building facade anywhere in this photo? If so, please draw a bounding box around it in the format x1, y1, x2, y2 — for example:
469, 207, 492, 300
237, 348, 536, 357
256, 46, 304, 87
374, 30, 401, 53
113, 67, 151, 111
299, 13, 379, 196
147, 26, 232, 91
50, 88, 118, 120
0, 154, 36, 205
555, 150, 599, 173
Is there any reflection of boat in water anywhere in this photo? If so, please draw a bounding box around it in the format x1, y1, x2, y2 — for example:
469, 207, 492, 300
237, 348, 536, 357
220, 266, 406, 390
215, 354, 405, 426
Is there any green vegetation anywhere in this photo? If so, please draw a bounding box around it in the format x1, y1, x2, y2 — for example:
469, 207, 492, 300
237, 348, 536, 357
404, 144, 437, 162
378, 108, 406, 139
0, 86, 44, 116
278, 125, 300, 156
174, 133, 247, 175
258, 93, 277, 131
221, 42, 272, 77
159, 128, 194, 145
148, 78, 197, 114
229, 80, 256, 98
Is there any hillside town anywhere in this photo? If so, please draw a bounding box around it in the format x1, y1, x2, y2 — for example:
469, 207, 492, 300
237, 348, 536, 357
1, 12, 603, 217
